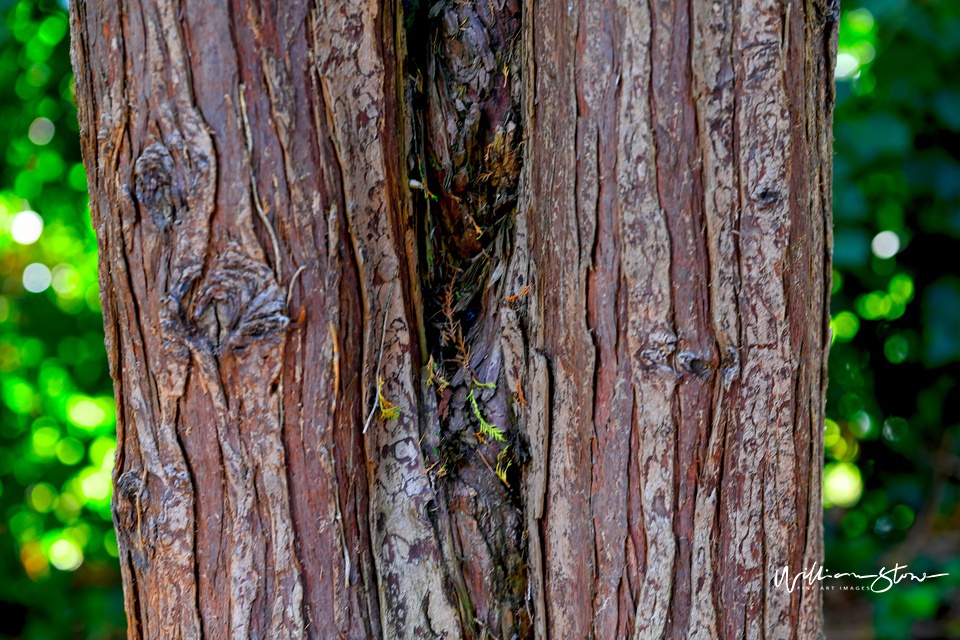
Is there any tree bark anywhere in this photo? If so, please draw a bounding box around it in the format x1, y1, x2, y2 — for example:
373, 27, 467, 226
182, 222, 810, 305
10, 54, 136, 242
70, 0, 835, 637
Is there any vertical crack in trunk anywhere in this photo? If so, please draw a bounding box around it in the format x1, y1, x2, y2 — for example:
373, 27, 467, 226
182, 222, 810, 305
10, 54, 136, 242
404, 0, 530, 637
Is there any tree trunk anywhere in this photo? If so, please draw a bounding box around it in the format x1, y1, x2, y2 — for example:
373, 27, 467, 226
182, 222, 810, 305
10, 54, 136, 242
69, 0, 834, 636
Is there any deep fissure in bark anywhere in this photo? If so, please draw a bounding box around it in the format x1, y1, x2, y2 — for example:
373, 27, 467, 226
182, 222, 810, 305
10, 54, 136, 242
404, 0, 530, 635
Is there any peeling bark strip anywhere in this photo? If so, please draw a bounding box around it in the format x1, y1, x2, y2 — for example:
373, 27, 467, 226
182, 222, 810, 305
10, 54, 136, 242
72, 0, 832, 637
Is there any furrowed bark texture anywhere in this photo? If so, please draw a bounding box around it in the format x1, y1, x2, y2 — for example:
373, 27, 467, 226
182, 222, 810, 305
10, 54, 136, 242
524, 0, 835, 636
71, 0, 833, 637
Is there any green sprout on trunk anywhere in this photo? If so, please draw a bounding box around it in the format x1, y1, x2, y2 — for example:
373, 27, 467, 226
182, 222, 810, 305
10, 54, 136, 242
467, 379, 504, 441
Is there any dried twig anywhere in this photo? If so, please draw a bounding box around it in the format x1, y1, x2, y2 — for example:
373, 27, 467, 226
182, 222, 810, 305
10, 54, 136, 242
363, 283, 397, 433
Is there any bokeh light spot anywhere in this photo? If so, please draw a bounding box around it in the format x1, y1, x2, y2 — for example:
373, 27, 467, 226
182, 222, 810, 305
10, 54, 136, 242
89, 436, 116, 468
31, 425, 60, 458
874, 515, 895, 536
10, 210, 43, 244
871, 230, 901, 258
28, 117, 55, 145
79, 468, 111, 502
51, 264, 80, 296
831, 311, 860, 342
857, 291, 892, 320
828, 436, 849, 461
884, 334, 909, 363
824, 419, 841, 448
54, 493, 81, 523
37, 15, 68, 45
836, 52, 860, 79
22, 263, 52, 293
850, 410, 875, 439
66, 395, 107, 429
27, 483, 57, 513
20, 541, 49, 581
882, 417, 908, 444
3, 378, 37, 414
845, 8, 875, 34
888, 273, 914, 304
824, 462, 863, 508
55, 437, 85, 465
48, 538, 83, 571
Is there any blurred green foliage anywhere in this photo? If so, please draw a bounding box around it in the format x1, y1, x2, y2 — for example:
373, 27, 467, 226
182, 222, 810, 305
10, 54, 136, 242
0, 0, 958, 638
828, 0, 960, 636
0, 0, 124, 637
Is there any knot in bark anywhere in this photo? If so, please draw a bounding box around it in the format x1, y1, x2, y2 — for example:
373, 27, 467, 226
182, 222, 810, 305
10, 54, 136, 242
134, 142, 178, 226
192, 247, 289, 354
115, 470, 152, 569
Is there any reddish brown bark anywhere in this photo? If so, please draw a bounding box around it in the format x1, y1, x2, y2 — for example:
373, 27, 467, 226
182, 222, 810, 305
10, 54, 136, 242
70, 0, 834, 637
525, 0, 834, 636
